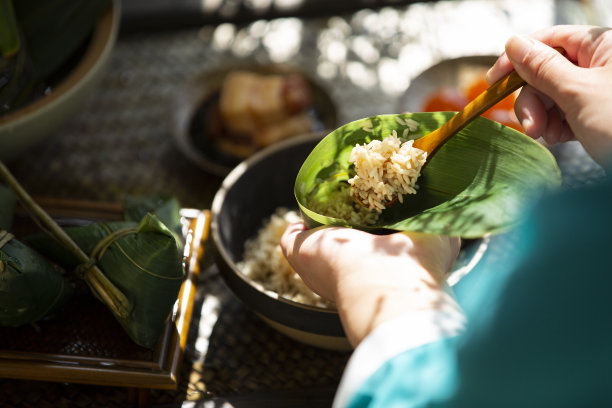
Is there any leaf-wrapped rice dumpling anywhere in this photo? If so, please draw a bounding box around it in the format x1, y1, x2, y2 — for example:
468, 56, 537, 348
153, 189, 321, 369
25, 213, 184, 348
0, 230, 73, 326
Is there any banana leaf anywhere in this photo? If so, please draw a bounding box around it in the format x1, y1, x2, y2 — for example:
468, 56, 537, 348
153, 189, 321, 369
296, 113, 561, 238
0, 231, 73, 326
25, 213, 185, 348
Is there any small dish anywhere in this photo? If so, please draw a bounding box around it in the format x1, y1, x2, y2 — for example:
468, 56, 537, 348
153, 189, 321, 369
173, 63, 338, 176
398, 55, 498, 114
398, 55, 521, 134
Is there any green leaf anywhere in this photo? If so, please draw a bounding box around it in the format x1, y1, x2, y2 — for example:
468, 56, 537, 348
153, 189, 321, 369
0, 0, 20, 57
25, 213, 185, 348
0, 234, 73, 327
296, 113, 561, 238
13, 0, 111, 79
123, 194, 183, 241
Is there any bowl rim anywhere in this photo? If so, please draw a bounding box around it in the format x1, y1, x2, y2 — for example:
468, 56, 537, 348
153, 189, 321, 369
0, 0, 120, 128
397, 54, 498, 115
211, 131, 339, 314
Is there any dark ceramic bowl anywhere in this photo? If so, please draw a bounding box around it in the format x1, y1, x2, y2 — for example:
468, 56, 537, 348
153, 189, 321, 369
211, 132, 490, 350
211, 132, 352, 349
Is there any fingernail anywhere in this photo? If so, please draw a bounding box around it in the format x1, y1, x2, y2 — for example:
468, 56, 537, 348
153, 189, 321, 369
485, 66, 494, 83
485, 51, 505, 83
518, 108, 534, 132
521, 116, 533, 132
507, 35, 537, 60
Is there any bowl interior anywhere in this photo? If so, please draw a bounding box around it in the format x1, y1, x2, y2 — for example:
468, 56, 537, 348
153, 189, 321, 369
214, 133, 324, 265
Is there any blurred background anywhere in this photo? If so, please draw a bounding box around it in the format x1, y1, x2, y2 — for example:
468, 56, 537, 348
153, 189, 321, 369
7, 0, 610, 209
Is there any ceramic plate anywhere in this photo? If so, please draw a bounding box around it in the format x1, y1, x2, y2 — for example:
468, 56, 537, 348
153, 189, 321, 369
173, 63, 338, 176
398, 55, 498, 113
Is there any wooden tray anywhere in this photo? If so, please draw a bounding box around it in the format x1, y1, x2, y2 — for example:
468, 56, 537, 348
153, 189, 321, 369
0, 198, 210, 390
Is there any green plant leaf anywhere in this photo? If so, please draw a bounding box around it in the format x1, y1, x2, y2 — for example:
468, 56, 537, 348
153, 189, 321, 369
13, 0, 111, 79
0, 234, 73, 327
123, 194, 183, 241
295, 113, 561, 238
0, 0, 20, 57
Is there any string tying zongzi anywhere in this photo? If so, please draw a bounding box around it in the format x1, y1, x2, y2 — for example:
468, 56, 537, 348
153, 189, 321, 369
0, 230, 14, 248
74, 227, 137, 279
26, 215, 185, 348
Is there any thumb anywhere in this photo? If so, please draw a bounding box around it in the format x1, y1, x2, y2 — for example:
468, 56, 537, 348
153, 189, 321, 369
505, 35, 577, 109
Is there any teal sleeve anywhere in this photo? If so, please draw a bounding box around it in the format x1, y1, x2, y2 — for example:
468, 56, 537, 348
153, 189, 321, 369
347, 174, 612, 408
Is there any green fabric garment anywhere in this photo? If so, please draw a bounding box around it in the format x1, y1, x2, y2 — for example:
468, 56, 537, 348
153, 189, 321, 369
348, 171, 612, 407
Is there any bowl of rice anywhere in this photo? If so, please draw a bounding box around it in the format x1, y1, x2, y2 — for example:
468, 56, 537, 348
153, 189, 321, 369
211, 131, 490, 350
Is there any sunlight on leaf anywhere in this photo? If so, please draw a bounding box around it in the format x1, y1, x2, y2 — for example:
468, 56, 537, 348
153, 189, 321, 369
296, 113, 561, 238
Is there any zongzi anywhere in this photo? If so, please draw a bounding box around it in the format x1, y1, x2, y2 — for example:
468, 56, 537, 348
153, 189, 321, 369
25, 213, 184, 348
0, 230, 73, 326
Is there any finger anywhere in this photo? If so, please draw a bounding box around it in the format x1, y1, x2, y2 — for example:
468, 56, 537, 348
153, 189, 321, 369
558, 122, 576, 143
485, 24, 592, 85
504, 35, 578, 111
486, 51, 514, 85
542, 107, 572, 146
526, 25, 611, 67
514, 85, 555, 139
280, 221, 307, 259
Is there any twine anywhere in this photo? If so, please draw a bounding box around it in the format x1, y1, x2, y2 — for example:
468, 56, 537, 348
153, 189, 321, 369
0, 230, 14, 249
74, 227, 138, 279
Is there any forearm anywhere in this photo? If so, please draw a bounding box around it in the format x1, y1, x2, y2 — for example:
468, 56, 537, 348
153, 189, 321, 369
333, 279, 466, 408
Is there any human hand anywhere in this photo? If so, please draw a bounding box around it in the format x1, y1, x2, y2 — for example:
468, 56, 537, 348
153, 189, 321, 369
280, 223, 460, 346
486, 25, 612, 166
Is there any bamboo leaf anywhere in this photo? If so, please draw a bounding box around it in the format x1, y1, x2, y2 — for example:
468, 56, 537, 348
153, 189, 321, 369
0, 233, 73, 327
123, 194, 183, 241
13, 0, 111, 79
0, 0, 20, 57
296, 113, 561, 238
